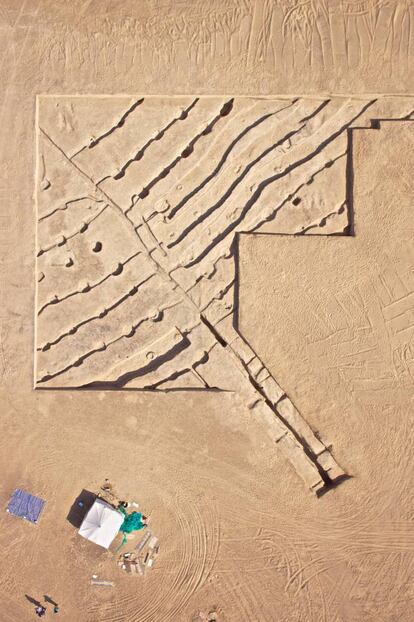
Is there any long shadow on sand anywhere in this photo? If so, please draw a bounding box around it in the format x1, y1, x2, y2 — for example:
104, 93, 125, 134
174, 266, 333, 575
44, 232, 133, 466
25, 595, 42, 607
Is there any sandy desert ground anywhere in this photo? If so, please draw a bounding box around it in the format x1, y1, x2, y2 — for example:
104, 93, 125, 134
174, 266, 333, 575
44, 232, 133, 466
0, 1, 413, 621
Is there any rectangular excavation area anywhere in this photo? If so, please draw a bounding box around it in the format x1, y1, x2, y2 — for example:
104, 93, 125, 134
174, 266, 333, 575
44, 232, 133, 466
35, 96, 413, 492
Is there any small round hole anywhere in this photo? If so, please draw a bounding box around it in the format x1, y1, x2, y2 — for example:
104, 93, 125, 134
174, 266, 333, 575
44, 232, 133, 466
112, 263, 123, 276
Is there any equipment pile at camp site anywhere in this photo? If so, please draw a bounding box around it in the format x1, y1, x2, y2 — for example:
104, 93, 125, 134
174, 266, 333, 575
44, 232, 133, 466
75, 480, 159, 578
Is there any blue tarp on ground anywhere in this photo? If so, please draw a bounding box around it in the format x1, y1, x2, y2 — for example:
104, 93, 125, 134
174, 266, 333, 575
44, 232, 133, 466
6, 489, 46, 524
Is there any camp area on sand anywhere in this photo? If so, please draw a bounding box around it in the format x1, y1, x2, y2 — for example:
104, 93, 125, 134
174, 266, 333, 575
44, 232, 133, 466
4, 479, 159, 582
68, 482, 159, 577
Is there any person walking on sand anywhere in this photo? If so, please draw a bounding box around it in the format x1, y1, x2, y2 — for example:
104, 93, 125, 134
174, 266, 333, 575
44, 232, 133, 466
53, 605, 59, 614
35, 605, 46, 617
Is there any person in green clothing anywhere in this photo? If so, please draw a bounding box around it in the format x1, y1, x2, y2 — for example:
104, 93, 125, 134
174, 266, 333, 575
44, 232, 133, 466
53, 605, 59, 614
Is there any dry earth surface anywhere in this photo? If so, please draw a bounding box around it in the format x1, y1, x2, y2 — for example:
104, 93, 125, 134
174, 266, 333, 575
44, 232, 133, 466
0, 1, 413, 621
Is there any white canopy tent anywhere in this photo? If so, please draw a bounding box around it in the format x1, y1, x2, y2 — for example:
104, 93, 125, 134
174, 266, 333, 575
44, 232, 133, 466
78, 499, 123, 549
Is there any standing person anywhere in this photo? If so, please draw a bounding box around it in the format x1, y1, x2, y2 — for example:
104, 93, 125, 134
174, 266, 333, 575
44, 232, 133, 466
35, 605, 46, 617
53, 604, 59, 614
